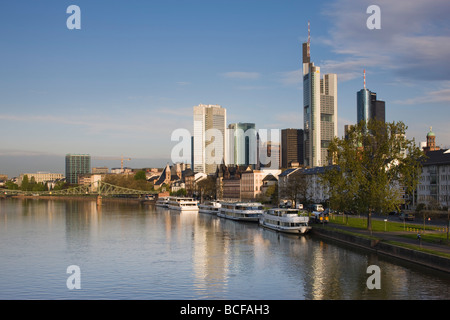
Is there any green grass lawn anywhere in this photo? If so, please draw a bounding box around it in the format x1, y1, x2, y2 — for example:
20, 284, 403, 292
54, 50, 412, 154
328, 214, 449, 239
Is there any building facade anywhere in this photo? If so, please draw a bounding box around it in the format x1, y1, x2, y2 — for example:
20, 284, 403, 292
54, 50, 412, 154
92, 167, 109, 174
302, 25, 338, 167
417, 128, 449, 208
65, 154, 91, 184
240, 168, 281, 200
281, 128, 304, 168
17, 172, 64, 186
417, 149, 450, 208
193, 104, 227, 174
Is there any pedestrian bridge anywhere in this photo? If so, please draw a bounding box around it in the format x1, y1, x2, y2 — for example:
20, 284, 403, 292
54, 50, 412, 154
1, 181, 157, 197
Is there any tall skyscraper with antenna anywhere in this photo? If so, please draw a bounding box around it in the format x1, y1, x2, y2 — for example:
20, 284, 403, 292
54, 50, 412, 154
356, 70, 385, 127
302, 22, 338, 167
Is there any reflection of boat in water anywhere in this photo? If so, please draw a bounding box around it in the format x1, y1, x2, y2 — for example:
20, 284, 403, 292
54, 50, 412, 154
217, 202, 263, 222
140, 194, 156, 203
167, 197, 199, 211
259, 208, 311, 234
155, 197, 169, 208
198, 201, 221, 215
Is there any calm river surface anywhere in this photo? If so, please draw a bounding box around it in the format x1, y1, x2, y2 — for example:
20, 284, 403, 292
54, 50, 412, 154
0, 198, 449, 300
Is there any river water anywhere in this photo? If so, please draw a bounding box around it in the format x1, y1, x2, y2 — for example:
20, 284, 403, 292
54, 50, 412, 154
0, 198, 449, 300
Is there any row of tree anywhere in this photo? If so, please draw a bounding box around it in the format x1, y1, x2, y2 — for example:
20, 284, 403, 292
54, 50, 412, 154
5, 175, 69, 192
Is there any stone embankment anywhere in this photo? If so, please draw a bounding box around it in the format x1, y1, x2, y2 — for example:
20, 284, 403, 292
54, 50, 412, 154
311, 226, 450, 274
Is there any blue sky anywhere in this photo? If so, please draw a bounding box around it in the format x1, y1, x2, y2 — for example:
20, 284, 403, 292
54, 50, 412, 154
1, 0, 450, 177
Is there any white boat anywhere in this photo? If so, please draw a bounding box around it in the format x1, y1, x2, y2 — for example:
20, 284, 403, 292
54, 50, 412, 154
198, 201, 221, 215
259, 208, 311, 234
217, 202, 263, 222
168, 197, 199, 211
155, 197, 169, 208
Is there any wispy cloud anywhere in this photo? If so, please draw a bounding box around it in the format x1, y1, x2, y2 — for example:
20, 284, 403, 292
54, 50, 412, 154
0, 112, 189, 137
394, 83, 450, 105
321, 0, 450, 82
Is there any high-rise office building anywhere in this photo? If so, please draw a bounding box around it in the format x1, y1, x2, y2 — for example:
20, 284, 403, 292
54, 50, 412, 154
65, 154, 91, 184
357, 70, 385, 127
281, 128, 304, 168
227, 123, 257, 167
259, 140, 280, 169
302, 22, 338, 167
193, 104, 227, 174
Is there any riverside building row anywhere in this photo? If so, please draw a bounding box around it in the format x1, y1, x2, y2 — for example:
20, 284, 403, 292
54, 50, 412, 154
5, 127, 446, 212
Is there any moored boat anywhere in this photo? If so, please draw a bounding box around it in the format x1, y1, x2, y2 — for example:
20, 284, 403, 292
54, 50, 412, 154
155, 197, 169, 208
198, 201, 221, 215
168, 197, 199, 211
259, 208, 311, 234
218, 202, 263, 222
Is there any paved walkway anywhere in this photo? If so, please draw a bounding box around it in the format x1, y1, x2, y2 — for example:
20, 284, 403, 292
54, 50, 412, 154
325, 223, 450, 256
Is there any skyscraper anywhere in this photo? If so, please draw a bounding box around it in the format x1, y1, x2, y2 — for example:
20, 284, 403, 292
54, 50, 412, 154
227, 123, 257, 168
302, 22, 338, 167
281, 128, 304, 168
65, 154, 91, 184
357, 70, 385, 127
193, 104, 227, 174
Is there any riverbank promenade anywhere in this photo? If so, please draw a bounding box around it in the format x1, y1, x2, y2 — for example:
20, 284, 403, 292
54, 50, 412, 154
322, 223, 450, 256
312, 216, 450, 273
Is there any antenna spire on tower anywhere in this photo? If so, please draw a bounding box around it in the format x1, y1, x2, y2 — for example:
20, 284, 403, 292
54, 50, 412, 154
308, 21, 310, 45
363, 69, 366, 89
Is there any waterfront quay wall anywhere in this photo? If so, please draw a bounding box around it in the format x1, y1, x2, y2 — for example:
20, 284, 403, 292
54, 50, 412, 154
311, 227, 450, 274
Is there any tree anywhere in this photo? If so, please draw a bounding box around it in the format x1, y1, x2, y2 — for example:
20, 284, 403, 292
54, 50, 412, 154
20, 175, 30, 191
5, 181, 19, 190
279, 170, 310, 208
265, 184, 278, 205
321, 120, 425, 231
134, 170, 147, 181
197, 176, 217, 201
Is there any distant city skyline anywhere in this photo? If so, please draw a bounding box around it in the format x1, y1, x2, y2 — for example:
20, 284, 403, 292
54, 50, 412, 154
1, 1, 450, 178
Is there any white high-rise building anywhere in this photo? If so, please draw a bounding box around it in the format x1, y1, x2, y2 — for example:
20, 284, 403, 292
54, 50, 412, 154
302, 22, 338, 167
193, 104, 227, 174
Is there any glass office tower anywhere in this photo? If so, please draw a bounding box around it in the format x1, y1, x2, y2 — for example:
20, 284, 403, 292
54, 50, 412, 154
65, 154, 91, 184
357, 71, 385, 128
357, 88, 371, 126
227, 123, 257, 168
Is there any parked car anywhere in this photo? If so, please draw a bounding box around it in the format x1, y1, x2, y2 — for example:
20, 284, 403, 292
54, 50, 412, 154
398, 212, 415, 221
311, 211, 329, 223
